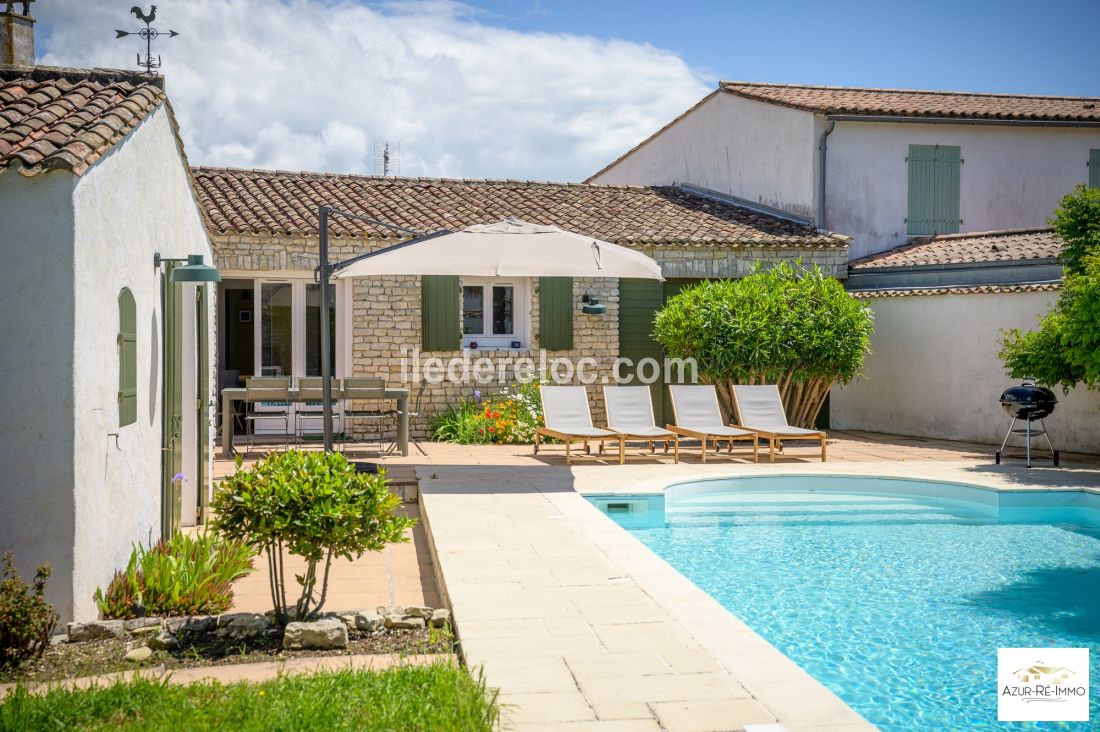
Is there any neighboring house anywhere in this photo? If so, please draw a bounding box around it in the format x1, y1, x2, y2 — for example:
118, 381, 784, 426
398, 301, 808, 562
588, 81, 1100, 260
190, 167, 848, 434
833, 229, 1100, 455
0, 7, 216, 622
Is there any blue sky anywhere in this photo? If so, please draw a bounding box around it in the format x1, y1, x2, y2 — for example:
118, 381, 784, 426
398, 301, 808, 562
35, 1, 1100, 180
459, 0, 1100, 96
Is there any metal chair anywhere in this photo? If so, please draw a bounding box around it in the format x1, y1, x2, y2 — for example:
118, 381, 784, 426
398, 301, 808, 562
243, 377, 291, 452
295, 376, 340, 441
342, 377, 393, 456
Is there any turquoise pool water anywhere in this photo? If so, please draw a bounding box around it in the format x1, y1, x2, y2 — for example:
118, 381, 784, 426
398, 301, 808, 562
589, 477, 1099, 731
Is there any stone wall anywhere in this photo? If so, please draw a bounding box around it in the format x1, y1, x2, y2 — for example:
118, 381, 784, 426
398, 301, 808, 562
213, 234, 846, 438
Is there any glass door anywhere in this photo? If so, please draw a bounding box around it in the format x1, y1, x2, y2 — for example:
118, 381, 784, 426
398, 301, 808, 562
250, 278, 346, 436
260, 282, 293, 377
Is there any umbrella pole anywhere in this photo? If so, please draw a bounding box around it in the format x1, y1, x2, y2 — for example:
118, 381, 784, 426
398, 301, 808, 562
319, 206, 335, 452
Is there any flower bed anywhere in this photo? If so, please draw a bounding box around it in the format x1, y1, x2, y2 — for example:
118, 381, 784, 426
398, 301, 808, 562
432, 383, 544, 444
0, 606, 452, 684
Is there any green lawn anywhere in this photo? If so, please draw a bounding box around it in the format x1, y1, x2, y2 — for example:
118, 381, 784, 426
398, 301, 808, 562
0, 663, 498, 732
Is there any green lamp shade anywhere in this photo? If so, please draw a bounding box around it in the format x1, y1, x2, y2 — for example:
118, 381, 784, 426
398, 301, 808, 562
170, 255, 221, 283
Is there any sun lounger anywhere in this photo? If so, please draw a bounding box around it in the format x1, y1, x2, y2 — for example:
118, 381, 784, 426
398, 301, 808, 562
602, 386, 679, 463
731, 384, 827, 462
535, 386, 625, 464
667, 385, 758, 463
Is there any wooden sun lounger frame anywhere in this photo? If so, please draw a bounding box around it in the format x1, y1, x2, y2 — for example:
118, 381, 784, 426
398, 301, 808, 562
534, 427, 625, 465
663, 424, 758, 464
730, 389, 828, 463
597, 432, 680, 463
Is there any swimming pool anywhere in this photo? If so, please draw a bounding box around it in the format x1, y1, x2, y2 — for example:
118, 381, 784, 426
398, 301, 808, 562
589, 477, 1099, 731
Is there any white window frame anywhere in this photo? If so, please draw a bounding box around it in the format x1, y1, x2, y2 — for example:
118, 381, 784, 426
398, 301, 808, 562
461, 276, 530, 349
217, 272, 353, 435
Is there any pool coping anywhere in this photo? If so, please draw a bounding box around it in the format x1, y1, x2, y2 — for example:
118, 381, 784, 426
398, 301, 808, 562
418, 463, 888, 731
418, 460, 1099, 731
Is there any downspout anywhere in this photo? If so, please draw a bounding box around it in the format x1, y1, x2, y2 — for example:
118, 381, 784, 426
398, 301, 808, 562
817, 118, 836, 229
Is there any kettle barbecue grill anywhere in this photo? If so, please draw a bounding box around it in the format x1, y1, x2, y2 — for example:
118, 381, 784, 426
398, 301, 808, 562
995, 378, 1059, 467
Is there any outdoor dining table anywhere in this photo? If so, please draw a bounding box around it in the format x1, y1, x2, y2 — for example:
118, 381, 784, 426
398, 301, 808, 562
219, 386, 410, 458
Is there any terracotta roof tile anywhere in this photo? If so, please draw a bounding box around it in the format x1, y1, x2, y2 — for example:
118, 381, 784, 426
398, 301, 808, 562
851, 282, 1062, 298
720, 81, 1100, 122
0, 65, 166, 176
849, 229, 1062, 269
190, 167, 847, 247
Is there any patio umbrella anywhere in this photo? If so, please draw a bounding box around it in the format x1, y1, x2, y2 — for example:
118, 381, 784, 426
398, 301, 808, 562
333, 217, 664, 280
317, 214, 664, 453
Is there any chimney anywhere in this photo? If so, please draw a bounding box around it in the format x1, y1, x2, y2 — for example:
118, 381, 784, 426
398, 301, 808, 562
1, 1, 35, 67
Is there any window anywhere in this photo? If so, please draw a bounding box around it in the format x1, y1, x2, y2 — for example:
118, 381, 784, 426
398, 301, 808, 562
1089, 149, 1100, 190
907, 144, 961, 236
117, 287, 137, 427
460, 277, 529, 348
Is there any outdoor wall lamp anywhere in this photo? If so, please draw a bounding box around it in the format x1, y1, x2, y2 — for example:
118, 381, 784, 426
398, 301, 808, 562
153, 253, 222, 283
581, 294, 607, 315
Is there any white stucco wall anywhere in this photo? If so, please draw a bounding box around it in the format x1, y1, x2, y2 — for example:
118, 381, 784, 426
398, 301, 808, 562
830, 291, 1100, 455
70, 104, 214, 622
0, 168, 78, 620
589, 92, 818, 220
825, 121, 1100, 260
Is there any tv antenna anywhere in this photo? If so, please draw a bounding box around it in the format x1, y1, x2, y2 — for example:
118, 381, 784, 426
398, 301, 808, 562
115, 5, 179, 75
372, 141, 401, 177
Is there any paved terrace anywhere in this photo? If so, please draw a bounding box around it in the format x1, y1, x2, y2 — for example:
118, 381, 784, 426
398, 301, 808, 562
216, 433, 1100, 731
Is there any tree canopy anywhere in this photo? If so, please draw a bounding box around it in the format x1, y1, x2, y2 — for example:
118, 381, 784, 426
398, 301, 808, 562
653, 263, 873, 427
1000, 186, 1100, 395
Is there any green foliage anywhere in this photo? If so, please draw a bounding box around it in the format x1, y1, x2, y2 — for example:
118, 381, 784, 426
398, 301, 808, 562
212, 450, 414, 625
0, 553, 58, 668
1051, 184, 1100, 276
653, 263, 874, 427
0, 663, 499, 732
1000, 187, 1100, 395
432, 382, 544, 444
93, 532, 256, 619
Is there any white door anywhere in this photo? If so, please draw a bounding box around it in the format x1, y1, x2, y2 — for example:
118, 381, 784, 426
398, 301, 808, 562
251, 277, 350, 435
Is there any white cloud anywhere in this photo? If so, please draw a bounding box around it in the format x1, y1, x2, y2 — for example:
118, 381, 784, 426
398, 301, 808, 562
35, 0, 709, 181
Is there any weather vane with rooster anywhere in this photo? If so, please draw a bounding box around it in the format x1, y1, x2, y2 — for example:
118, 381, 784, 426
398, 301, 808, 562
115, 5, 179, 75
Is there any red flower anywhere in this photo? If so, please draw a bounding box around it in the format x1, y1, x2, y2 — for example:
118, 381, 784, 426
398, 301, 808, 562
489, 427, 495, 432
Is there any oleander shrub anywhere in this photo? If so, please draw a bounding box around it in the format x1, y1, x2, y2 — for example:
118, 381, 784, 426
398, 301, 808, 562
653, 263, 874, 428
432, 382, 544, 444
94, 532, 256, 619
212, 450, 415, 626
0, 553, 58, 668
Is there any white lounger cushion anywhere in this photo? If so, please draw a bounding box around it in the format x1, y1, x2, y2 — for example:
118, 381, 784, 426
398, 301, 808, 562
668, 385, 754, 436
733, 384, 822, 434
603, 386, 673, 437
541, 386, 615, 437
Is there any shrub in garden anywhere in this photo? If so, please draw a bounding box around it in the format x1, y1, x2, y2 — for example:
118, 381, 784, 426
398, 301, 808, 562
1000, 186, 1100, 396
94, 532, 256, 619
0, 553, 58, 667
212, 450, 415, 626
653, 263, 874, 428
432, 382, 544, 444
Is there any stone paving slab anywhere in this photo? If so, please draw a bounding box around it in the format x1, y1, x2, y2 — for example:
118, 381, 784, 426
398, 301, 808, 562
419, 468, 878, 732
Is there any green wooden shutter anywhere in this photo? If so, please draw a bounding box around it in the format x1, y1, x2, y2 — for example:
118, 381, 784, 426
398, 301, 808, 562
618, 278, 664, 421
1089, 149, 1100, 189
907, 144, 961, 236
117, 287, 137, 427
421, 275, 460, 351
933, 145, 961, 234
539, 277, 573, 350
907, 145, 937, 236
